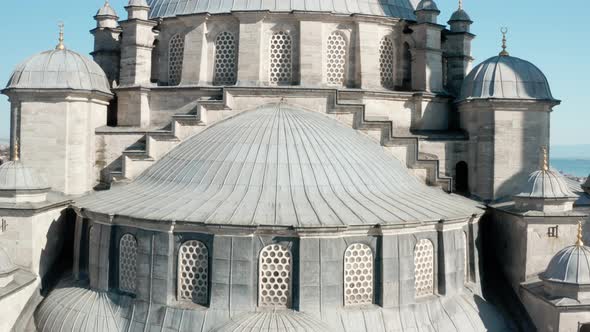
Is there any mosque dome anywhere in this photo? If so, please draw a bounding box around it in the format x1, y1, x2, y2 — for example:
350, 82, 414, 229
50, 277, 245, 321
544, 244, 590, 284
78, 104, 480, 226
449, 9, 471, 22
4, 48, 111, 95
459, 55, 555, 101
415, 0, 439, 12
211, 311, 333, 332
0, 161, 49, 192
146, 0, 417, 20
515, 169, 578, 199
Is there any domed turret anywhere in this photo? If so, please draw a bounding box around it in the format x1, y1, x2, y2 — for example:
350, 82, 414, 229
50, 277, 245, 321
126, 0, 150, 20
514, 148, 578, 212
415, 0, 440, 24
448, 1, 472, 33
542, 222, 590, 301
95, 0, 119, 29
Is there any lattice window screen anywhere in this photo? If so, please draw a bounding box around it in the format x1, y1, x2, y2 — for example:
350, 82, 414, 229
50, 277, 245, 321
119, 234, 138, 293
414, 239, 434, 297
259, 244, 292, 307
169, 34, 185, 86
379, 36, 395, 89
214, 32, 237, 85
326, 32, 347, 85
344, 243, 374, 305
269, 31, 292, 85
177, 240, 209, 304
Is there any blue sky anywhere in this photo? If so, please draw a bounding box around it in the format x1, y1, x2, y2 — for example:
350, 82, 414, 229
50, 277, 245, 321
0, 0, 588, 145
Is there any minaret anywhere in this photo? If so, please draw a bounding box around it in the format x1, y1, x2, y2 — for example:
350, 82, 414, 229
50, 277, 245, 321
412, 0, 444, 92
117, 0, 158, 127
445, 0, 475, 95
91, 0, 122, 86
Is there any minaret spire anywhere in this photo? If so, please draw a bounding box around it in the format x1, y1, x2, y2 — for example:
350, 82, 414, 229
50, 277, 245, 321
499, 27, 509, 56
56, 22, 65, 50
459, 0, 463, 10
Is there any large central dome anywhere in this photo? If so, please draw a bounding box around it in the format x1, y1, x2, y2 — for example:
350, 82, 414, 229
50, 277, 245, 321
78, 104, 479, 226
147, 0, 417, 20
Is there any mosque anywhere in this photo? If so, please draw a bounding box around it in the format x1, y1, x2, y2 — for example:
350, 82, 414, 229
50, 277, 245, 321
0, 0, 589, 331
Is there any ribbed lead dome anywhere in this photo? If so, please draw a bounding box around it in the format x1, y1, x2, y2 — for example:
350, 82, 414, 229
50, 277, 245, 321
78, 104, 480, 226
5, 49, 111, 95
460, 55, 555, 101
0, 161, 49, 192
515, 169, 578, 199
146, 0, 417, 20
211, 311, 333, 332
544, 245, 590, 284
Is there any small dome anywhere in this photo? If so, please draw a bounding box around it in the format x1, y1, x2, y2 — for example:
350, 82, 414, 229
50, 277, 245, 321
416, 0, 439, 12
0, 247, 17, 276
97, 2, 118, 17
515, 169, 578, 199
212, 311, 333, 332
544, 245, 590, 284
128, 0, 149, 6
5, 49, 111, 95
0, 161, 49, 192
449, 9, 471, 22
459, 55, 555, 101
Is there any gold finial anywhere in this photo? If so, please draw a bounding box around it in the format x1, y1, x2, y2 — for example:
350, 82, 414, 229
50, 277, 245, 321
12, 138, 20, 162
541, 146, 549, 172
459, 0, 463, 10
56, 22, 65, 50
499, 27, 509, 56
576, 220, 585, 247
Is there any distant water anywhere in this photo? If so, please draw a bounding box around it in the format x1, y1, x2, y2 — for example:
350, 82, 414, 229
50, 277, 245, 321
551, 158, 590, 177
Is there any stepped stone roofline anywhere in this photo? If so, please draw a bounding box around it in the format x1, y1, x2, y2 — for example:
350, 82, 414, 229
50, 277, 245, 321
77, 104, 481, 227
459, 55, 557, 102
146, 0, 417, 20
4, 48, 112, 96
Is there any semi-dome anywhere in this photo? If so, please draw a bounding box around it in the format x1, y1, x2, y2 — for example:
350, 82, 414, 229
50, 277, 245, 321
459, 55, 556, 101
211, 311, 333, 332
543, 243, 590, 285
515, 169, 578, 199
4, 48, 112, 95
146, 0, 417, 20
78, 104, 480, 227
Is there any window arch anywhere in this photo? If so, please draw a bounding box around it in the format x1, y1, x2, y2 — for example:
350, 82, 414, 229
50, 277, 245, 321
455, 161, 469, 194
259, 244, 292, 308
402, 42, 412, 90
269, 31, 293, 85
344, 243, 374, 305
168, 34, 185, 86
119, 234, 138, 293
326, 32, 347, 86
379, 36, 395, 89
414, 239, 434, 297
214, 32, 237, 85
177, 240, 209, 305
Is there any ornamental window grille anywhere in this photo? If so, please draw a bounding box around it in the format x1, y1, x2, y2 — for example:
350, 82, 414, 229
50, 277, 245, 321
326, 32, 347, 86
214, 32, 237, 85
414, 239, 434, 297
379, 36, 395, 89
463, 232, 469, 283
269, 31, 293, 85
177, 240, 209, 305
259, 244, 292, 308
344, 243, 374, 305
168, 34, 185, 86
119, 234, 138, 293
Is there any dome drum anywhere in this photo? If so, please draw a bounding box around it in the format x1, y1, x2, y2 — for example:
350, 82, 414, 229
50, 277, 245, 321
542, 279, 590, 302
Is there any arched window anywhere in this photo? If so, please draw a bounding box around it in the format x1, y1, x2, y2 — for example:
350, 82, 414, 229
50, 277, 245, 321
269, 31, 293, 85
379, 36, 395, 89
214, 32, 237, 85
455, 161, 469, 194
326, 32, 347, 86
414, 239, 434, 297
178, 240, 209, 305
402, 42, 412, 90
344, 243, 374, 305
119, 234, 138, 293
259, 244, 292, 308
463, 232, 470, 283
168, 34, 185, 86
